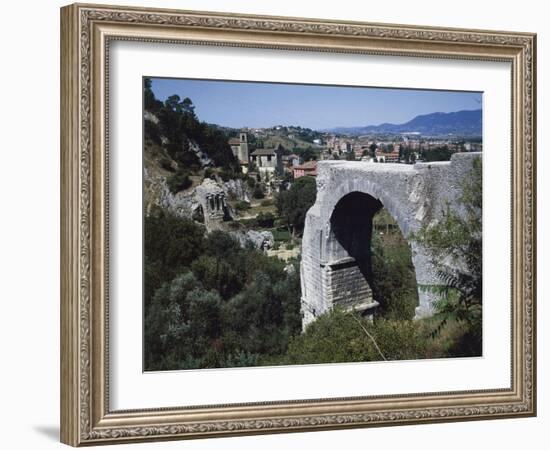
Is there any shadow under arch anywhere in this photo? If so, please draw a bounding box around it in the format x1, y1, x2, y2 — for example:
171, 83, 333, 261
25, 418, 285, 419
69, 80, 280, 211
329, 192, 382, 283
325, 190, 418, 318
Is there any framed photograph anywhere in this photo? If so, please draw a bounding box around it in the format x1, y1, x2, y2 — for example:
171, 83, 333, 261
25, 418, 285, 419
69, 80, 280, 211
60, 3, 536, 446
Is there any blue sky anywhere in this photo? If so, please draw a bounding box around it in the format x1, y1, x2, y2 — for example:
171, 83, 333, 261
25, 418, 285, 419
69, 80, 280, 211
149, 77, 482, 130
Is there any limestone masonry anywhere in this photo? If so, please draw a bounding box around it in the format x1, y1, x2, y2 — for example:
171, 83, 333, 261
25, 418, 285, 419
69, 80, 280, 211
300, 152, 481, 329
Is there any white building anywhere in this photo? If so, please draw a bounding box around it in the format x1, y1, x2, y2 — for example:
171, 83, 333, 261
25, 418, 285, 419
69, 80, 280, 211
250, 146, 284, 181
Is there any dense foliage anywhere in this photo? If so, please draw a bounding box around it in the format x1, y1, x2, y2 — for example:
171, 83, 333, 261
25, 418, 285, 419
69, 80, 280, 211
144, 214, 302, 370
292, 146, 320, 162
276, 176, 317, 235
166, 170, 192, 194
419, 145, 455, 162
370, 232, 418, 321
276, 309, 427, 365
144, 210, 206, 306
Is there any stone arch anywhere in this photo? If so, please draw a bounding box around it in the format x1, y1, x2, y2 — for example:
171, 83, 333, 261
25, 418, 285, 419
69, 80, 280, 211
300, 155, 481, 329
323, 189, 420, 320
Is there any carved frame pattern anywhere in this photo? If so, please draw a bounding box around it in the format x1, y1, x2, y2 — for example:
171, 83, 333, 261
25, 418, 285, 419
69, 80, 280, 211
60, 3, 536, 446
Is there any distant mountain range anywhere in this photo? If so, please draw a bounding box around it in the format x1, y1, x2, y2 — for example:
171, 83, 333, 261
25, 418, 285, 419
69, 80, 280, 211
324, 109, 482, 137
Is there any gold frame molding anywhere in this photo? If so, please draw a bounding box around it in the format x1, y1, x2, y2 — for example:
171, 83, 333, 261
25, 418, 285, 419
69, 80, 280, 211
60, 3, 537, 446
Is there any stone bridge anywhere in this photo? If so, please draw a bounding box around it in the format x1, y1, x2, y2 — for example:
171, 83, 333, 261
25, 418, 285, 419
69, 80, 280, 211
300, 152, 481, 329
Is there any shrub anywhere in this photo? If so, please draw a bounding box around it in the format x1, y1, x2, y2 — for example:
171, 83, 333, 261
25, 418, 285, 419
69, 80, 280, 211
170, 146, 200, 170
253, 185, 265, 199
167, 170, 192, 194
260, 199, 274, 207
281, 309, 427, 365
273, 218, 284, 228
226, 221, 244, 231
144, 120, 162, 145
370, 232, 418, 321
143, 212, 205, 304
159, 157, 175, 172
419, 146, 455, 162
234, 201, 251, 212
272, 228, 291, 242
219, 167, 239, 182
203, 167, 215, 179
255, 212, 275, 228
246, 176, 256, 189
276, 176, 316, 235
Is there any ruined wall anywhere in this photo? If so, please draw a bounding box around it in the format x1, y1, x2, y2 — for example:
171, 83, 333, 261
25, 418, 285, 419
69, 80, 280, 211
301, 152, 481, 329
195, 179, 230, 231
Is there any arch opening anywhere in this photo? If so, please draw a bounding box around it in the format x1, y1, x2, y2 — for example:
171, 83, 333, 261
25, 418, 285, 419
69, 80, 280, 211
329, 192, 382, 283
325, 191, 419, 320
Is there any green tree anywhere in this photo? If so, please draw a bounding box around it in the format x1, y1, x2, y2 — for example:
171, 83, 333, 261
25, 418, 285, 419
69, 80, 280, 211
246, 176, 256, 189
221, 267, 301, 359
143, 77, 163, 112
253, 185, 265, 199
191, 231, 245, 300
276, 176, 317, 236
143, 230, 303, 370
256, 212, 275, 228
144, 86, 240, 174
187, 288, 223, 340
191, 255, 243, 300
164, 95, 195, 115
144, 212, 205, 306
420, 145, 455, 162
166, 170, 192, 193
369, 143, 377, 157
370, 232, 418, 321
294, 146, 318, 162
144, 272, 202, 369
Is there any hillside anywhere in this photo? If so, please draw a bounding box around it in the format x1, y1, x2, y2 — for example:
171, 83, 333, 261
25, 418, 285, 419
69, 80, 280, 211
143, 78, 248, 218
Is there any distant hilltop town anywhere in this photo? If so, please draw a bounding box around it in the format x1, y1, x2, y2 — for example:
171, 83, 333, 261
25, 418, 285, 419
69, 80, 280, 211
226, 123, 482, 183
142, 85, 482, 246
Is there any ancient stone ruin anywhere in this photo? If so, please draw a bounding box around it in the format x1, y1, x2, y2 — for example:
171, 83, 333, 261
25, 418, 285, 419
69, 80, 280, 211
195, 179, 231, 231
300, 152, 481, 329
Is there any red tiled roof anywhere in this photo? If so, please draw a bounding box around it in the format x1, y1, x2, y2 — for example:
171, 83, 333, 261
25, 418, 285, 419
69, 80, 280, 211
293, 160, 317, 170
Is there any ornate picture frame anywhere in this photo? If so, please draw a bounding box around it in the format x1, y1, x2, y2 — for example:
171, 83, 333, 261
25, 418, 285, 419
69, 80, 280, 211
60, 3, 536, 446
